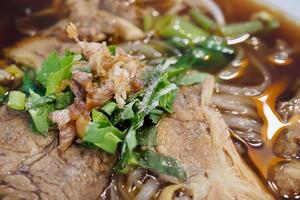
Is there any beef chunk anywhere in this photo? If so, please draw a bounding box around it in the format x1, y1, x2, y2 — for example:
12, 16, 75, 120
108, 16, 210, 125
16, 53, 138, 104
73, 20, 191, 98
0, 111, 115, 200
275, 88, 300, 158
4, 37, 78, 69
156, 76, 273, 200
270, 161, 300, 197
273, 124, 300, 158
278, 90, 300, 122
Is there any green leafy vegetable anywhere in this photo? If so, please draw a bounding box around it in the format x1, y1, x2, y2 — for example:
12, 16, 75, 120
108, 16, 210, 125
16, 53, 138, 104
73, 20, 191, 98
101, 101, 117, 116
28, 104, 54, 135
83, 124, 123, 154
120, 99, 138, 121
7, 91, 26, 110
36, 52, 63, 87
156, 75, 178, 113
0, 86, 7, 104
21, 72, 38, 94
149, 109, 164, 124
46, 65, 72, 95
92, 109, 111, 127
119, 58, 178, 171
83, 109, 124, 154
108, 45, 117, 55
137, 125, 157, 146
137, 150, 187, 181
36, 51, 80, 94
177, 72, 209, 85
55, 91, 74, 110
202, 36, 235, 54
169, 36, 235, 70
26, 90, 54, 109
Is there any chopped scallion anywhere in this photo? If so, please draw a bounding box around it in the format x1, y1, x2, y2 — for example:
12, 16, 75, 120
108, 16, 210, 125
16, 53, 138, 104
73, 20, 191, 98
189, 8, 217, 31
220, 20, 264, 37
7, 91, 26, 110
155, 16, 207, 43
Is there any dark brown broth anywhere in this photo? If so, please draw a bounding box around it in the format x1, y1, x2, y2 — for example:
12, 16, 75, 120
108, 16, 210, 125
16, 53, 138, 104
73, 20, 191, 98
0, 0, 52, 50
214, 1, 300, 199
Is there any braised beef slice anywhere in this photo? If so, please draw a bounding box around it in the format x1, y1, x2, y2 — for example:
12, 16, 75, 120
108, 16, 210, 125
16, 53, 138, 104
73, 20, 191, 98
4, 0, 144, 69
273, 85, 300, 196
156, 76, 273, 200
0, 110, 115, 200
273, 124, 300, 159
45, 0, 144, 42
276, 89, 300, 158
270, 161, 300, 197
4, 36, 78, 69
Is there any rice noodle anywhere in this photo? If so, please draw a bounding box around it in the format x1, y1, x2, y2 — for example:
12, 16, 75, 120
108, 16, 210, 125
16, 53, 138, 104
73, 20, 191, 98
135, 178, 160, 200
218, 47, 248, 80
222, 114, 262, 134
166, 0, 184, 14
212, 94, 259, 119
212, 93, 256, 107
127, 168, 145, 189
216, 53, 271, 96
226, 34, 250, 45
116, 175, 133, 200
177, 195, 192, 200
159, 184, 184, 200
110, 185, 119, 200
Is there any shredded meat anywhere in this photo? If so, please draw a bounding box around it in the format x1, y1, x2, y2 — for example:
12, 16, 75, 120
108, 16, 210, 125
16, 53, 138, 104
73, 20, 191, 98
68, 39, 144, 109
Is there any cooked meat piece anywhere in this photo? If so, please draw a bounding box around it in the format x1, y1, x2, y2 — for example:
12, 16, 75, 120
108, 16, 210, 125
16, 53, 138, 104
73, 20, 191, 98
278, 90, 300, 122
156, 76, 273, 200
0, 69, 13, 85
269, 161, 300, 197
0, 110, 115, 200
46, 0, 144, 42
275, 87, 300, 158
273, 123, 300, 158
99, 0, 144, 26
4, 36, 78, 69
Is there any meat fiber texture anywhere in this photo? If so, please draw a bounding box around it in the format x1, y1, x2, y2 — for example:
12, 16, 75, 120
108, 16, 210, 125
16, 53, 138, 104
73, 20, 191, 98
0, 106, 115, 200
156, 76, 273, 200
272, 85, 300, 197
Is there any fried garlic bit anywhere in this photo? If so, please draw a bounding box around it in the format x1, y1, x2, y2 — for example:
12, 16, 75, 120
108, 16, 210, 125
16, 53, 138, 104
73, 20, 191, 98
66, 22, 79, 42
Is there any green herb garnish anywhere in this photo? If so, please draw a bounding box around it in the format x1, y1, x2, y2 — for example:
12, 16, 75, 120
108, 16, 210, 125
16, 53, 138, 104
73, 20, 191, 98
7, 91, 26, 110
